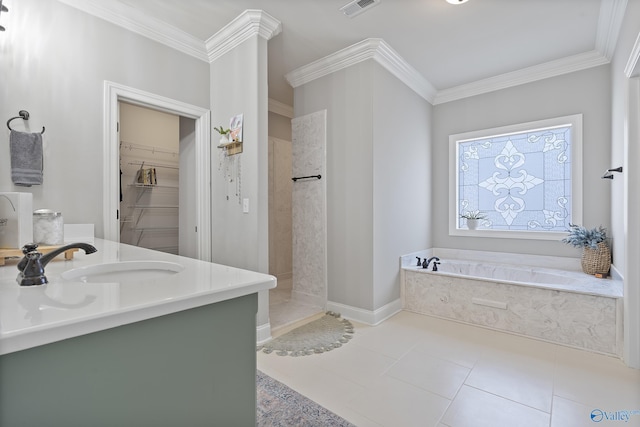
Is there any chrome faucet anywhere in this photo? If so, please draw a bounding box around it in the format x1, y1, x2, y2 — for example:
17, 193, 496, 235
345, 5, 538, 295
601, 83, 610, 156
17, 243, 98, 286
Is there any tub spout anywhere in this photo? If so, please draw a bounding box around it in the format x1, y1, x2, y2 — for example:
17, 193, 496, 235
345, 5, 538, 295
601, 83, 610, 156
17, 243, 98, 286
424, 256, 440, 270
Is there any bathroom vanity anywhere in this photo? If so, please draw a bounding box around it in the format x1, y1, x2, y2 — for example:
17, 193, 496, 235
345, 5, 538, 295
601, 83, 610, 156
0, 239, 276, 427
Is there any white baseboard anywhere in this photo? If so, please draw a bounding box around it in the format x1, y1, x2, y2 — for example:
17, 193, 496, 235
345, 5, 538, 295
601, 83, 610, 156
326, 298, 402, 326
256, 322, 272, 345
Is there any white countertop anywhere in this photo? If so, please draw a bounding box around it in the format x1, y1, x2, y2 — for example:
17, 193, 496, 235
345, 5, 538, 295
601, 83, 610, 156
0, 239, 276, 355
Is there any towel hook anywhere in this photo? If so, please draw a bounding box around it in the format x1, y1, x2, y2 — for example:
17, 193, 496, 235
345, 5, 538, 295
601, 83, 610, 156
6, 110, 45, 134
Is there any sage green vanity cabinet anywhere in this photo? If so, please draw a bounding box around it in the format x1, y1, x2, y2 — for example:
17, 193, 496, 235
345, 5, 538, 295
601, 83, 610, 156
0, 294, 258, 427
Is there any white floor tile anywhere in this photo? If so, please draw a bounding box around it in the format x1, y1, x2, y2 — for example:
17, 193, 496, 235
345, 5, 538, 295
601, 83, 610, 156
257, 310, 636, 427
385, 346, 470, 399
465, 354, 554, 412
553, 346, 640, 409
268, 287, 323, 331
347, 375, 451, 427
348, 319, 424, 360
411, 333, 483, 369
442, 385, 550, 427
311, 341, 397, 387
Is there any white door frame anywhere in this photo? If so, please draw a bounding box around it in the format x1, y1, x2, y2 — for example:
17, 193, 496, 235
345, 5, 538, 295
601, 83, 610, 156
624, 36, 640, 368
103, 81, 211, 261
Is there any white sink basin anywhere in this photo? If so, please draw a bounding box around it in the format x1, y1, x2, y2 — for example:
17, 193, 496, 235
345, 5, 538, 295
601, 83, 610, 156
60, 261, 185, 283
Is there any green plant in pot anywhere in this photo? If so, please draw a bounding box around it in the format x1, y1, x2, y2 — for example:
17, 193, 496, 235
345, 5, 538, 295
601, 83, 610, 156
460, 211, 486, 230
214, 125, 231, 144
562, 224, 611, 275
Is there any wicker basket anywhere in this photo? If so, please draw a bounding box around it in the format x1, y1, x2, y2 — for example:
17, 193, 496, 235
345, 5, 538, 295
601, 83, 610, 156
581, 242, 611, 275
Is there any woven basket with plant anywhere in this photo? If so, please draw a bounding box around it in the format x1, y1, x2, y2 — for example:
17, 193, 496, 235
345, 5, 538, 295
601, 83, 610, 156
562, 224, 611, 275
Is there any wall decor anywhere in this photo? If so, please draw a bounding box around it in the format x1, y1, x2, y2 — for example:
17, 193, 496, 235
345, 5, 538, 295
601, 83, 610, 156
216, 113, 243, 156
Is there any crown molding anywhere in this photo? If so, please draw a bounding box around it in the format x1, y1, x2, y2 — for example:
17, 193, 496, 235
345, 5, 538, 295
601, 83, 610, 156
433, 50, 610, 105
57, 0, 208, 62
268, 99, 294, 118
285, 38, 437, 103
205, 10, 282, 63
595, 0, 628, 60
624, 32, 640, 78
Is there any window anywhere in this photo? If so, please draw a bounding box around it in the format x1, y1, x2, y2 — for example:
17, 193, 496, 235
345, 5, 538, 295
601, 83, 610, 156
448, 114, 582, 240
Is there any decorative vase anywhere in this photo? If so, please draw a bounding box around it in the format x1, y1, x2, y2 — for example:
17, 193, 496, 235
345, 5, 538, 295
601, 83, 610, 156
466, 219, 479, 230
581, 242, 611, 275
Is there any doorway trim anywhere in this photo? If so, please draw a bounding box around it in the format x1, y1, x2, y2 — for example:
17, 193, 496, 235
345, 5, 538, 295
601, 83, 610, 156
623, 33, 640, 368
103, 81, 212, 261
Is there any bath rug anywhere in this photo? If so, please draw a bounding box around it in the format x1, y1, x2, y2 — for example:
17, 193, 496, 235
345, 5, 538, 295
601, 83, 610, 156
257, 370, 355, 426
257, 312, 354, 356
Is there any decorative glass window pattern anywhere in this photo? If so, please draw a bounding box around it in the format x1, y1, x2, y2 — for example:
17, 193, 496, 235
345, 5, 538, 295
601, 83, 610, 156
449, 115, 583, 240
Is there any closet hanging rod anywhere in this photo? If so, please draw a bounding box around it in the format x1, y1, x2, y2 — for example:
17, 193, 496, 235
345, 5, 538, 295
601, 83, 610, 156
128, 161, 178, 170
292, 174, 321, 182
120, 141, 177, 156
6, 110, 45, 134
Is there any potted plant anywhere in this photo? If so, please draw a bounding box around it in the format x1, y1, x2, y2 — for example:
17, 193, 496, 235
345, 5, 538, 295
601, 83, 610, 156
562, 224, 611, 275
214, 125, 231, 145
459, 211, 486, 230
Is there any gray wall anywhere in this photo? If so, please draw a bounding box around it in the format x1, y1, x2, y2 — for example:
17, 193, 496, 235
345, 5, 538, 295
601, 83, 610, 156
209, 36, 269, 274
209, 36, 271, 328
432, 65, 612, 258
0, 0, 210, 238
295, 60, 431, 311
372, 66, 432, 309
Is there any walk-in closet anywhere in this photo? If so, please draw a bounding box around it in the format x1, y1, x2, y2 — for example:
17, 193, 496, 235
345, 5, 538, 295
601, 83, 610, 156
119, 102, 180, 255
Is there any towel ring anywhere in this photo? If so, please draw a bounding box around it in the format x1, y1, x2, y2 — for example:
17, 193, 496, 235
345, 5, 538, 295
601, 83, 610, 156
6, 110, 45, 134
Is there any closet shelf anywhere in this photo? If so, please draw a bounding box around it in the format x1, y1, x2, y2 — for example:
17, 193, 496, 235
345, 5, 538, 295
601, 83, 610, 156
133, 227, 178, 232
128, 184, 178, 189
120, 141, 178, 157
128, 161, 178, 170
128, 205, 179, 209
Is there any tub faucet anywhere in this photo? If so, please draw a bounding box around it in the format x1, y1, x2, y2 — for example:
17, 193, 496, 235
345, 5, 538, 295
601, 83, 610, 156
424, 256, 440, 270
17, 243, 98, 286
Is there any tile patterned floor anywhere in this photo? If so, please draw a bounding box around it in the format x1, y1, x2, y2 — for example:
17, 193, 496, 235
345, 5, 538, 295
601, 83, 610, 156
258, 311, 640, 427
268, 282, 323, 333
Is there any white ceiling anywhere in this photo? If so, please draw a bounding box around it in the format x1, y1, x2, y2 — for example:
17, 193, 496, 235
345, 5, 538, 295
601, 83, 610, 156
62, 0, 626, 105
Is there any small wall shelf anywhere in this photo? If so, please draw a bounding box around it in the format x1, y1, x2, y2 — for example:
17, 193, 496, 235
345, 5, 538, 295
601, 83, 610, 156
217, 141, 243, 156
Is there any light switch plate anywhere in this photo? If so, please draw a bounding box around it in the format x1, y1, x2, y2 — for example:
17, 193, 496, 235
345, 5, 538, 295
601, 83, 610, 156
242, 198, 249, 213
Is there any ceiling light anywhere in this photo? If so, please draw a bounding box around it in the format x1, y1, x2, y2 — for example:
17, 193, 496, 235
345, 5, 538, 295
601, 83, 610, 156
446, 0, 469, 4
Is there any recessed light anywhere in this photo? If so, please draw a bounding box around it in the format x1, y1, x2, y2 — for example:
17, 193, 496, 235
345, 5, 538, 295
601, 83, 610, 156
446, 0, 469, 4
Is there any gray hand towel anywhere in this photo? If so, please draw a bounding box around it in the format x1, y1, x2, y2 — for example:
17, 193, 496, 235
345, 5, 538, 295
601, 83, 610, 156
9, 130, 43, 186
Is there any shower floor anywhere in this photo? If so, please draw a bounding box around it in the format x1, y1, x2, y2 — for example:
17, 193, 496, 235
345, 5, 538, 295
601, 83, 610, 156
269, 278, 323, 333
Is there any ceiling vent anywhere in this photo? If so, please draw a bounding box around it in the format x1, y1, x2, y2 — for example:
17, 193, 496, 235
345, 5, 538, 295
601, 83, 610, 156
340, 0, 381, 18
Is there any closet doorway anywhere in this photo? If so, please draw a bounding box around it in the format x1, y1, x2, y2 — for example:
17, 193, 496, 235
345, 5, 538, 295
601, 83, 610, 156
103, 81, 211, 261
119, 102, 196, 256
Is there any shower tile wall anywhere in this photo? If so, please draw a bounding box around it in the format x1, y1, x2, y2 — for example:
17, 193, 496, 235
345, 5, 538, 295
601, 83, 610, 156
268, 137, 293, 288
291, 110, 327, 308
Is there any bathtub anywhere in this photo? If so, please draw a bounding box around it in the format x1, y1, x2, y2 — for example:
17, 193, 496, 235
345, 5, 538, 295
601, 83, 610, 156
401, 251, 623, 356
406, 258, 623, 298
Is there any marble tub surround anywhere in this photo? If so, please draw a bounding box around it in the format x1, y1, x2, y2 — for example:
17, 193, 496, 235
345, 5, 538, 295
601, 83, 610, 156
0, 239, 276, 355
400, 249, 623, 356
404, 258, 622, 299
